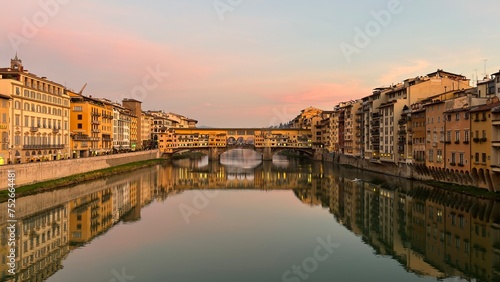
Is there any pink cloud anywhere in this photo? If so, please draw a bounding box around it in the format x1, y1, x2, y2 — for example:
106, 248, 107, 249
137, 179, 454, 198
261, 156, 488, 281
377, 60, 431, 85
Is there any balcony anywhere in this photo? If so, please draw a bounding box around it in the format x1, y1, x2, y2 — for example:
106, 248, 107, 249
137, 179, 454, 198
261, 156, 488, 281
92, 129, 101, 133
398, 130, 406, 135
493, 140, 500, 147
23, 144, 64, 150
72, 134, 90, 141
91, 112, 101, 117
91, 120, 101, 125
371, 113, 381, 118
473, 137, 487, 143
30, 126, 39, 132
398, 119, 407, 125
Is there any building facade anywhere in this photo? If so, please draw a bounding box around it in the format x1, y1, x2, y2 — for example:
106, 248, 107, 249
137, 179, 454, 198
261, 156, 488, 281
0, 55, 70, 163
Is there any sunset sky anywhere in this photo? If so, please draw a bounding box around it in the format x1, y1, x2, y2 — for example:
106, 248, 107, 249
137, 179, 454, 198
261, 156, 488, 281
1, 0, 499, 127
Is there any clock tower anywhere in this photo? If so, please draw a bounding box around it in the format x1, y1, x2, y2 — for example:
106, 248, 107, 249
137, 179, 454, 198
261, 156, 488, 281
10, 52, 23, 71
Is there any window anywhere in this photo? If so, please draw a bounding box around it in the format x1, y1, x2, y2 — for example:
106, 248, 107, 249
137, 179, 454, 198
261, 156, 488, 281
73, 106, 82, 112
456, 113, 460, 121
447, 131, 451, 142
482, 130, 486, 138
455, 131, 460, 142
459, 153, 464, 165
451, 152, 456, 164
428, 149, 434, 162
24, 116, 28, 127
464, 130, 469, 142
77, 123, 82, 129
475, 152, 479, 162
482, 153, 486, 163
2, 113, 6, 123
437, 150, 443, 163
77, 114, 82, 120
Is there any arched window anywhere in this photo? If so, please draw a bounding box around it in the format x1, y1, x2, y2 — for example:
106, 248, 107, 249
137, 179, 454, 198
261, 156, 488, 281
24, 103, 30, 111
15, 101, 21, 109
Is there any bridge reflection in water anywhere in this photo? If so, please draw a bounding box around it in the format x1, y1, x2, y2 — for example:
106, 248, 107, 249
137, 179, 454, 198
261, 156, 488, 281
0, 157, 499, 281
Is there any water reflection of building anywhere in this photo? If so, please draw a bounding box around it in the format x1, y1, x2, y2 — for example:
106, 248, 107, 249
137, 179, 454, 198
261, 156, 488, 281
314, 173, 500, 282
166, 158, 313, 192
69, 189, 114, 247
0, 165, 163, 281
1, 204, 69, 281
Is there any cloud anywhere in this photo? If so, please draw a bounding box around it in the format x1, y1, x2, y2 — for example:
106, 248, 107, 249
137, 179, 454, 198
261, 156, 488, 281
377, 60, 431, 85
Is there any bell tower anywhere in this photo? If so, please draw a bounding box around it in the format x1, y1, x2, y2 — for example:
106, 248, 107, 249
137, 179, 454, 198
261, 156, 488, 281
10, 52, 23, 71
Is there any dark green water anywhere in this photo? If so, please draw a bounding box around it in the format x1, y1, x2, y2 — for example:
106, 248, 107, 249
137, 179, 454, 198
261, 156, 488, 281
1, 150, 498, 282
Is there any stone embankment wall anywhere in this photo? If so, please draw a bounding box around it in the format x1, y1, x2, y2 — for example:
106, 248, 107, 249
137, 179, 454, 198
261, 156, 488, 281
324, 152, 499, 191
0, 150, 159, 190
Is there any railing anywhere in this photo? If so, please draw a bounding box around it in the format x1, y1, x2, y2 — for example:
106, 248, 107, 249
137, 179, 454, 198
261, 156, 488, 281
30, 126, 39, 132
73, 135, 90, 141
23, 144, 65, 149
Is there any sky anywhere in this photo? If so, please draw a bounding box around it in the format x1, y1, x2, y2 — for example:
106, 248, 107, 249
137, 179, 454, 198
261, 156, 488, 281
1, 0, 499, 127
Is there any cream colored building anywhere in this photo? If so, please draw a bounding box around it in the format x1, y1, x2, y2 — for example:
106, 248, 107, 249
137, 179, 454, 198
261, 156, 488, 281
141, 112, 153, 148
0, 55, 71, 163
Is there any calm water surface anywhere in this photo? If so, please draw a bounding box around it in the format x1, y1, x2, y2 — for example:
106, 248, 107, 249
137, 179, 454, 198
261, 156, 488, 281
1, 150, 498, 282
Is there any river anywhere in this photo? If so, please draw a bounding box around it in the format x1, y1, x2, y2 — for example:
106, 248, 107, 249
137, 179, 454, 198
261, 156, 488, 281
1, 149, 498, 282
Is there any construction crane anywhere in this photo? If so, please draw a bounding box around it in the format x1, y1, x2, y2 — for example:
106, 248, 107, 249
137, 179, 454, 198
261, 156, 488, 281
78, 83, 87, 95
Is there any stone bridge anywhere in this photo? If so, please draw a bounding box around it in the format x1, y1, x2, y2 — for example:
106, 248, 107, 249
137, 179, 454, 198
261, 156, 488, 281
158, 128, 321, 161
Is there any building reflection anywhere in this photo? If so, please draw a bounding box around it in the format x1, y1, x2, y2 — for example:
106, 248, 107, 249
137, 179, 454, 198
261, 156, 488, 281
0, 165, 172, 281
0, 160, 498, 281
304, 165, 500, 282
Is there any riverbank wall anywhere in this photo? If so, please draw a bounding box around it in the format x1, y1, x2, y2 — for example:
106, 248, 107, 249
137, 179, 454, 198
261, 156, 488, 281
323, 152, 500, 192
0, 150, 159, 190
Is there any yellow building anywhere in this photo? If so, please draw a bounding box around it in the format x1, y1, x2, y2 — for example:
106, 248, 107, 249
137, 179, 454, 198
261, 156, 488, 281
0, 54, 71, 163
69, 92, 113, 157
469, 98, 500, 191
0, 93, 11, 164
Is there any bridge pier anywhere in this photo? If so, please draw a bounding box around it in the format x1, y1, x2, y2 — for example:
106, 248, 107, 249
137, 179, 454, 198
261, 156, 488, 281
313, 149, 323, 161
262, 147, 273, 161
208, 147, 221, 161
